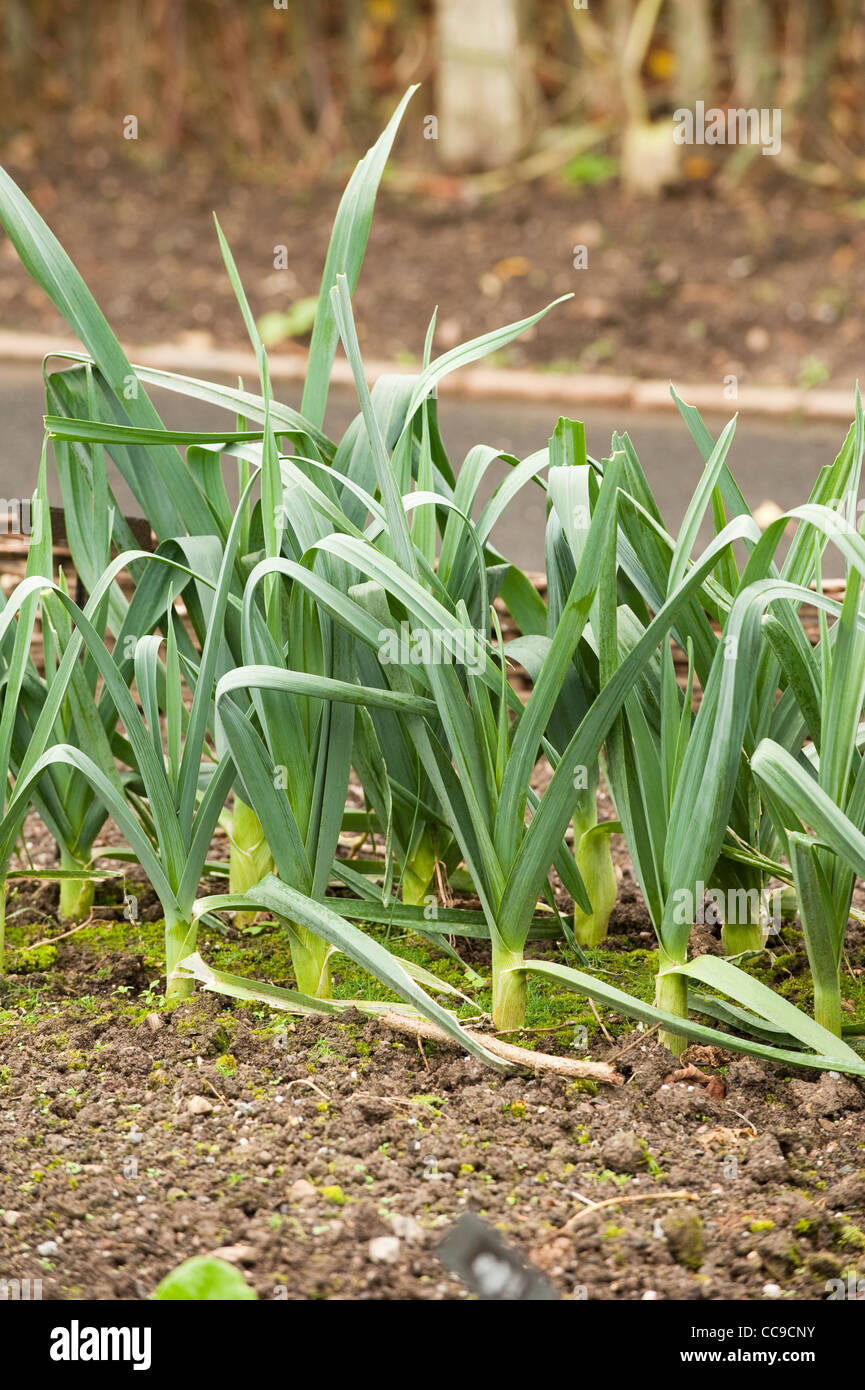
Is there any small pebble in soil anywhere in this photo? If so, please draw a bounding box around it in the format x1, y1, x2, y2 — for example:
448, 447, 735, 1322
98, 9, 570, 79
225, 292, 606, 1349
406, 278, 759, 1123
287, 1179, 317, 1202
187, 1096, 214, 1115
369, 1236, 401, 1264
37, 1240, 59, 1256
391, 1214, 424, 1245
762, 1283, 783, 1299
207, 1243, 257, 1265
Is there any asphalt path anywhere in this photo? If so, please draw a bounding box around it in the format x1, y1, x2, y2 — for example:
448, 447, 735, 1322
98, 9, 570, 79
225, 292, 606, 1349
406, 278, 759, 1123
0, 361, 849, 571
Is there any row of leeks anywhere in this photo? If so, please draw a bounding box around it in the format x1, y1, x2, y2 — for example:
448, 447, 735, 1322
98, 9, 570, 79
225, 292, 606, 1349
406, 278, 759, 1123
0, 88, 864, 1078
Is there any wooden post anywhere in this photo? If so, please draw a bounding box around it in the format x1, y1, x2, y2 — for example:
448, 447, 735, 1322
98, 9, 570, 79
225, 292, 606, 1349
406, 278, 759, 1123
670, 0, 714, 110
434, 0, 522, 170
730, 0, 775, 107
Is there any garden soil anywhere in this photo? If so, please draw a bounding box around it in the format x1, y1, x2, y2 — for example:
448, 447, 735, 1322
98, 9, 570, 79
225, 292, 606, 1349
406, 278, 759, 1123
2, 847, 864, 1302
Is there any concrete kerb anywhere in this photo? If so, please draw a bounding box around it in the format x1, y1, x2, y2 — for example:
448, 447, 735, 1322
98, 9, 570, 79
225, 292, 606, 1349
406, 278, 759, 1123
0, 329, 855, 422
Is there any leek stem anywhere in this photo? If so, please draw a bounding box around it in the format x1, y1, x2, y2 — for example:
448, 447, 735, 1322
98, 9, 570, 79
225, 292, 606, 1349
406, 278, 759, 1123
491, 940, 526, 1031
814, 976, 842, 1038
164, 916, 196, 1005
573, 817, 617, 948
401, 832, 439, 908
229, 797, 273, 927
290, 924, 332, 998
655, 967, 688, 1057
721, 921, 764, 954
719, 888, 764, 955
0, 876, 5, 977
59, 850, 95, 923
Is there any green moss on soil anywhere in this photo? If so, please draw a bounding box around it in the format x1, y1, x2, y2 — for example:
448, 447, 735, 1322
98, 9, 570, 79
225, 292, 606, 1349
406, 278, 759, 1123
3, 901, 666, 1047
4, 881, 865, 1053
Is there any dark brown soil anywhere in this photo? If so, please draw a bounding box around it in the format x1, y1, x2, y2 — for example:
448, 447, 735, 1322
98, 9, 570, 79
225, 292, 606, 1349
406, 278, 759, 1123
2, 894, 865, 1302
2, 156, 864, 391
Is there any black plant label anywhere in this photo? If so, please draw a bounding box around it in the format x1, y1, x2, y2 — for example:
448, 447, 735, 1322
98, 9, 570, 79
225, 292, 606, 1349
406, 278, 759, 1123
437, 1214, 559, 1301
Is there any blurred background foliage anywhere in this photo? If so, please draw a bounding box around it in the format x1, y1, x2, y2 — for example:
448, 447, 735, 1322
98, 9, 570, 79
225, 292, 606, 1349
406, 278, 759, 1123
1, 0, 864, 192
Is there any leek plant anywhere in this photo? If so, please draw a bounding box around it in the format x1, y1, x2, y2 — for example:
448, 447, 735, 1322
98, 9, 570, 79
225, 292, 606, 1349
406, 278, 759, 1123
4, 570, 101, 923
579, 400, 854, 1054
306, 277, 594, 1029
0, 455, 260, 1001
0, 451, 120, 936
0, 433, 134, 925
0, 551, 158, 971
500, 427, 619, 952
543, 420, 618, 947
514, 409, 865, 1073
747, 401, 865, 1037
204, 217, 488, 985
347, 365, 553, 912
210, 278, 579, 1005
22, 573, 112, 922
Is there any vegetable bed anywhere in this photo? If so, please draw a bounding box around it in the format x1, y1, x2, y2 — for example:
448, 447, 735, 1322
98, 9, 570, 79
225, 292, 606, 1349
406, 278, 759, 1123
0, 88, 864, 1302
